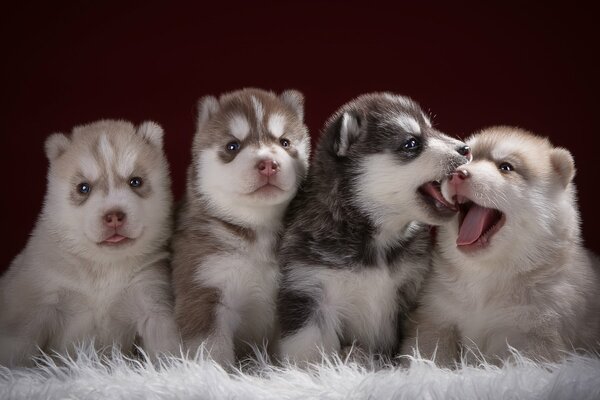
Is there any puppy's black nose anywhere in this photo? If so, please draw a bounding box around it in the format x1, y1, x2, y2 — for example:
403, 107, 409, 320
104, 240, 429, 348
457, 145, 470, 157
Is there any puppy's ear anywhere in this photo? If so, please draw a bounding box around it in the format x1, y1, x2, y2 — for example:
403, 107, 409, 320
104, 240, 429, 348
334, 112, 362, 157
280, 90, 304, 121
550, 147, 575, 188
137, 121, 165, 149
197, 95, 220, 131
45, 133, 71, 161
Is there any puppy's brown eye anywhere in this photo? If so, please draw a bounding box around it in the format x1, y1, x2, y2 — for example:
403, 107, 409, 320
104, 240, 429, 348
499, 162, 514, 172
77, 182, 91, 194
280, 138, 290, 148
226, 141, 240, 152
129, 177, 143, 188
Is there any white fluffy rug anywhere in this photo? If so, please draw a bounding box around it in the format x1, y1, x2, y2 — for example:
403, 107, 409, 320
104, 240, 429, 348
1, 348, 599, 400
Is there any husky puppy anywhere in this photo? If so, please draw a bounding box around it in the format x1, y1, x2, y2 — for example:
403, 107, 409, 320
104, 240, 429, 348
171, 88, 310, 365
0, 120, 180, 367
403, 126, 600, 365
277, 93, 471, 363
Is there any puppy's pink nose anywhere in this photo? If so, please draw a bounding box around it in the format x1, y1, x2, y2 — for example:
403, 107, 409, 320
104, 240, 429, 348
103, 210, 126, 228
449, 169, 469, 184
257, 159, 279, 177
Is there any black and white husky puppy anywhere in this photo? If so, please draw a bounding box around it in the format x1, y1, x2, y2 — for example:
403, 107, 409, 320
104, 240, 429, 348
277, 93, 471, 363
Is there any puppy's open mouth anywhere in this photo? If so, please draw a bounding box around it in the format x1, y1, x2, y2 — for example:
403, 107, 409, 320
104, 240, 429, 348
418, 181, 458, 216
455, 195, 505, 251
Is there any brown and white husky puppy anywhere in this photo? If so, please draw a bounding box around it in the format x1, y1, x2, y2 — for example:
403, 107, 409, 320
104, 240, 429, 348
171, 88, 310, 365
0, 120, 179, 367
403, 126, 600, 365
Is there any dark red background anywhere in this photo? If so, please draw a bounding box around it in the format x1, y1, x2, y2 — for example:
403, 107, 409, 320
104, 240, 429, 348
1, 2, 598, 272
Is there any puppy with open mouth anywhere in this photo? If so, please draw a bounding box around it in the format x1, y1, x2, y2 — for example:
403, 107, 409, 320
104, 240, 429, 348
277, 93, 471, 364
403, 126, 600, 365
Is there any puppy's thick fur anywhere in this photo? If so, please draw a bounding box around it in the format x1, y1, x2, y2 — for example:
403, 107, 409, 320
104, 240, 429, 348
277, 93, 471, 363
403, 127, 600, 365
0, 120, 179, 367
171, 88, 310, 365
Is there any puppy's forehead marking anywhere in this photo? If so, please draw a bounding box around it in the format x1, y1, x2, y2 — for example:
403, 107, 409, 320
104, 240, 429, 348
228, 114, 251, 140
79, 152, 100, 181
395, 115, 421, 134
267, 113, 286, 138
98, 133, 115, 167
116, 145, 138, 178
251, 95, 264, 123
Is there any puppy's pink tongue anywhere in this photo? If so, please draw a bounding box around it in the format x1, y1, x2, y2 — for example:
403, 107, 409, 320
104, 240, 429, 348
457, 204, 497, 245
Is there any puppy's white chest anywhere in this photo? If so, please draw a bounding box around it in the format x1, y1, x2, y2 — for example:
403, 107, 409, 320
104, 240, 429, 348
47, 271, 135, 350
318, 266, 401, 348
451, 300, 523, 353
200, 233, 279, 320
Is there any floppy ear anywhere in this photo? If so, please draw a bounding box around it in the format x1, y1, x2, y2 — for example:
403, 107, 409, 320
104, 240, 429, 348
45, 133, 71, 161
550, 147, 575, 188
334, 112, 362, 157
137, 121, 165, 149
279, 89, 304, 121
197, 95, 220, 131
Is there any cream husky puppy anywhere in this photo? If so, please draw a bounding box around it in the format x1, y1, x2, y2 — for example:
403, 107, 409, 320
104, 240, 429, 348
403, 126, 600, 365
171, 88, 310, 365
0, 120, 180, 367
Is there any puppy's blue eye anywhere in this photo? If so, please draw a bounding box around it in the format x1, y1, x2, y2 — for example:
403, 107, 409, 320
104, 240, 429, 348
77, 183, 91, 194
403, 137, 421, 150
129, 177, 143, 188
226, 141, 240, 152
499, 162, 514, 172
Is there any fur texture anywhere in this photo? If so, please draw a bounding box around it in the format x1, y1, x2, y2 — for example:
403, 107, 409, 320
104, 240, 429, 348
277, 93, 471, 363
403, 126, 600, 365
0, 120, 179, 367
1, 347, 599, 400
171, 88, 310, 365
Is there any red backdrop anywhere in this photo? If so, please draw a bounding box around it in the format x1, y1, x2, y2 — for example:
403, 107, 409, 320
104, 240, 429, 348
1, 2, 598, 272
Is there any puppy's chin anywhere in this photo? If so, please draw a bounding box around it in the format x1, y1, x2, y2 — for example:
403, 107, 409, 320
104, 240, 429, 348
72, 228, 152, 261
222, 175, 298, 207
418, 208, 459, 227
415, 197, 459, 227
239, 185, 296, 207
440, 221, 512, 268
